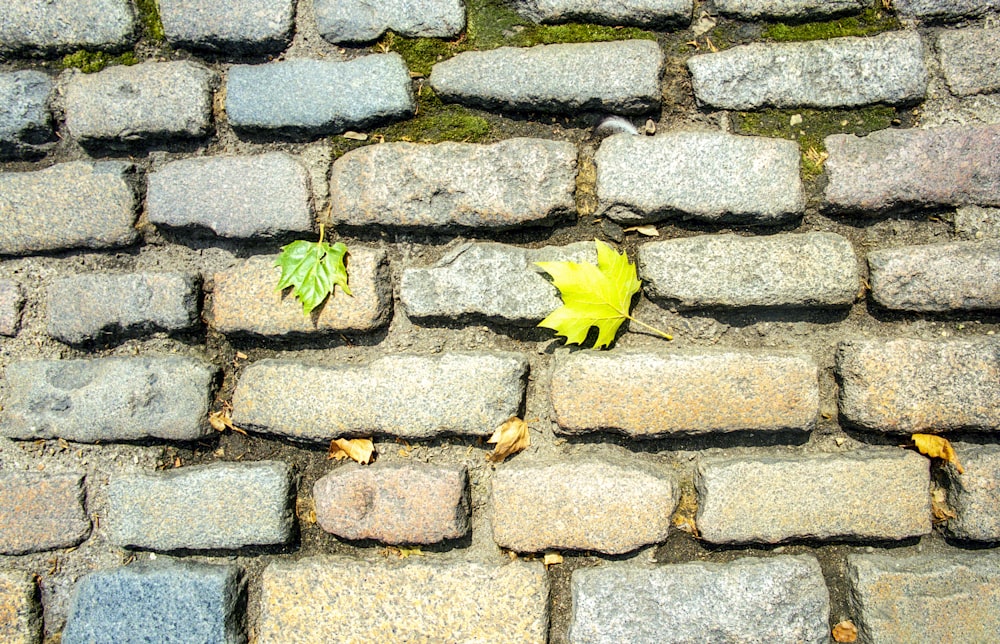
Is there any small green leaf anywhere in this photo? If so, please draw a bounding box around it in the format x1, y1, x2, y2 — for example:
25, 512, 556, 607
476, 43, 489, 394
274, 237, 352, 315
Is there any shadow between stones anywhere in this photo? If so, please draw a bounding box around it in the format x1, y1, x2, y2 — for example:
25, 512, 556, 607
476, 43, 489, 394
559, 429, 812, 451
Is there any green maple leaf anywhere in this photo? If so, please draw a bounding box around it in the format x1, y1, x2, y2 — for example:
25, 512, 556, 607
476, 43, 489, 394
275, 228, 352, 315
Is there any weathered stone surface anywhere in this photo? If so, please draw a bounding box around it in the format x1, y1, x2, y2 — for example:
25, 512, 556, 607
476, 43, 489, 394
0, 0, 135, 54
895, 0, 1000, 20
232, 353, 528, 441
868, 241, 1000, 311
508, 0, 691, 27
0, 356, 217, 442
696, 450, 931, 544
837, 338, 1000, 433
824, 124, 1000, 213
0, 472, 90, 555
147, 152, 313, 238
401, 242, 594, 324
848, 551, 1000, 643
212, 251, 390, 336
715, 0, 865, 19
688, 31, 927, 109
430, 40, 663, 115
945, 444, 1000, 541
106, 461, 294, 550
63, 61, 215, 144
569, 555, 830, 644
956, 205, 1000, 240
47, 272, 200, 344
0, 280, 24, 337
596, 131, 805, 224
0, 570, 40, 644
491, 455, 677, 554
62, 561, 243, 644
315, 0, 464, 43
639, 233, 858, 308
938, 28, 1000, 97
226, 55, 414, 136
552, 350, 818, 436
313, 463, 469, 544
258, 557, 548, 643
0, 161, 137, 255
328, 138, 577, 229
0, 70, 53, 159
158, 0, 295, 53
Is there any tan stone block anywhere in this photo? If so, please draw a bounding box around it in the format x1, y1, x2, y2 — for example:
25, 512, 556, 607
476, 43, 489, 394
0, 472, 90, 555
0, 570, 40, 644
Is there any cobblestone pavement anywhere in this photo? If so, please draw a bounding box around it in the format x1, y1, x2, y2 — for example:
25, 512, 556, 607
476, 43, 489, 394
1, 0, 1000, 642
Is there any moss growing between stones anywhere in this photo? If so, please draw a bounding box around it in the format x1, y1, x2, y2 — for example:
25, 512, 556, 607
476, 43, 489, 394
763, 7, 899, 42
379, 87, 491, 143
376, 32, 459, 77
134, 0, 166, 42
61, 50, 139, 73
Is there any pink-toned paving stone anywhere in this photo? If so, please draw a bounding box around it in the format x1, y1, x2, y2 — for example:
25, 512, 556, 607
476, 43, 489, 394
0, 472, 90, 555
0, 570, 41, 644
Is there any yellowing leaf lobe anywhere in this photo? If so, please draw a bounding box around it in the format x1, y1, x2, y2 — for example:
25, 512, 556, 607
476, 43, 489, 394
912, 434, 964, 474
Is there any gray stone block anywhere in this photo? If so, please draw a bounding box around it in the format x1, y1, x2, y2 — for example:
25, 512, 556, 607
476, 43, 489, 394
945, 444, 1000, 541
328, 138, 577, 229
895, 0, 1000, 20
0, 161, 138, 256
0, 356, 217, 442
638, 232, 858, 308
508, 0, 691, 27
62, 561, 244, 644
106, 461, 294, 550
0, 70, 53, 159
569, 555, 830, 644
956, 205, 1000, 240
315, 0, 464, 43
0, 570, 41, 644
63, 61, 215, 144
715, 0, 865, 19
158, 0, 294, 53
430, 40, 663, 115
596, 132, 805, 224
147, 152, 313, 238
0, 472, 91, 555
226, 55, 414, 137
0, 280, 23, 337
938, 28, 1000, 97
696, 450, 931, 544
688, 31, 928, 109
0, 0, 135, 54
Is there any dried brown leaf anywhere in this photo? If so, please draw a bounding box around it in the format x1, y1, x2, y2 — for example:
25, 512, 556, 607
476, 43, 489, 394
931, 487, 957, 522
328, 437, 375, 464
487, 417, 530, 463
342, 131, 368, 141
912, 434, 964, 474
543, 551, 564, 566
832, 620, 858, 643
623, 225, 659, 237
208, 409, 247, 436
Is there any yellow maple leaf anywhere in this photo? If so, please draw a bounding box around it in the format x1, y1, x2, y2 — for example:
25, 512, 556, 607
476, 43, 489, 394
832, 620, 858, 643
328, 438, 375, 464
912, 434, 964, 474
487, 417, 530, 463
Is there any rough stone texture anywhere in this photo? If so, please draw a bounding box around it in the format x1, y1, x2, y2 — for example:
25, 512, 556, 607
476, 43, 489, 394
232, 353, 528, 441
47, 272, 201, 344
0, 356, 217, 442
0, 70, 53, 159
258, 557, 548, 643
696, 450, 931, 544
430, 40, 663, 115
63, 61, 215, 144
328, 138, 577, 229
508, 0, 691, 27
848, 551, 1000, 643
836, 338, 1000, 433
569, 555, 830, 644
945, 445, 1000, 541
401, 242, 595, 324
895, 0, 1000, 20
106, 461, 294, 550
313, 463, 469, 544
0, 280, 24, 337
0, 0, 135, 54
595, 131, 805, 225
211, 251, 391, 336
147, 152, 313, 239
62, 561, 243, 644
226, 55, 414, 137
0, 472, 90, 555
639, 233, 858, 308
0, 161, 137, 255
158, 0, 295, 53
868, 241, 1000, 311
938, 28, 1000, 97
0, 570, 40, 644
956, 205, 1000, 239
715, 0, 864, 19
551, 350, 819, 437
688, 31, 927, 110
315, 0, 464, 43
824, 124, 1000, 213
491, 455, 677, 554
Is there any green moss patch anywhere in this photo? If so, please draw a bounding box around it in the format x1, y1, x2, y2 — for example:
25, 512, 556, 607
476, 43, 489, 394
379, 88, 492, 143
61, 50, 139, 73
763, 7, 899, 42
135, 0, 166, 42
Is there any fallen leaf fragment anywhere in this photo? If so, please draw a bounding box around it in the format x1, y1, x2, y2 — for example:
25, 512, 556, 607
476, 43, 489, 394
832, 620, 858, 643
342, 131, 368, 141
543, 551, 563, 566
623, 224, 659, 237
931, 487, 956, 522
487, 417, 530, 462
208, 409, 248, 436
387, 546, 424, 559
912, 434, 964, 474
328, 438, 375, 464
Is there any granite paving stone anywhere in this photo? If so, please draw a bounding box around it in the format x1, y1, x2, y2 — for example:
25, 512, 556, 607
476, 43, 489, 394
400, 242, 595, 324
715, 0, 865, 19
894, 0, 1000, 20
63, 61, 215, 144
0, 472, 90, 555
328, 138, 577, 229
106, 461, 294, 550
315, 0, 465, 43
430, 40, 663, 115
938, 28, 1000, 97
313, 462, 469, 544
0, 356, 217, 442
945, 444, 1000, 541
0, 70, 53, 159
955, 205, 1000, 239
507, 0, 691, 27
158, 0, 295, 53
211, 250, 391, 336
0, 161, 138, 255
696, 450, 931, 544
257, 557, 548, 643
0, 570, 41, 644
837, 338, 1000, 433
551, 350, 819, 436
0, 280, 24, 337
62, 561, 244, 644
226, 55, 414, 137
639, 232, 858, 308
824, 124, 1000, 213
595, 131, 805, 224
688, 31, 928, 109
0, 0, 135, 54
232, 353, 528, 441
569, 555, 829, 644
147, 152, 313, 238
848, 551, 1000, 643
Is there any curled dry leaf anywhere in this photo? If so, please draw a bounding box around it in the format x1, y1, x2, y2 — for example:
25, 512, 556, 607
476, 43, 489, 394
832, 620, 858, 643
543, 551, 563, 567
912, 434, 964, 474
328, 438, 375, 464
623, 225, 659, 237
342, 131, 368, 141
487, 416, 530, 463
208, 409, 248, 436
931, 487, 957, 522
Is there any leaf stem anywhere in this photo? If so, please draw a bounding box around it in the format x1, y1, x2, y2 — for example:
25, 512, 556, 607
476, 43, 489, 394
318, 223, 325, 244
626, 315, 673, 341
